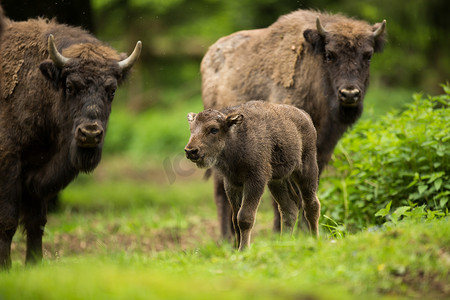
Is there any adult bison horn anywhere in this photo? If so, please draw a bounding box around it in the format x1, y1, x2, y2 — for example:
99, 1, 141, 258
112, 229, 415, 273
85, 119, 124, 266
48, 34, 70, 68
118, 41, 142, 72
316, 17, 327, 37
373, 20, 386, 37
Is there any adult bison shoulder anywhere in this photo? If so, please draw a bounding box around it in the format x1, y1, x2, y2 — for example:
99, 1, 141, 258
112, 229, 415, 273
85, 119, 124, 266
201, 9, 386, 239
0, 14, 141, 269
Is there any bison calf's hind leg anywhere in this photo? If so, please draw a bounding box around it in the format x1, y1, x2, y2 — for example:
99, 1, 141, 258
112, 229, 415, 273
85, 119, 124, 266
295, 172, 320, 236
268, 180, 299, 234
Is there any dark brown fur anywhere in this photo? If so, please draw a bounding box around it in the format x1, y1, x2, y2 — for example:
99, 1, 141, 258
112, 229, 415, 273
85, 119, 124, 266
185, 101, 320, 250
201, 9, 386, 239
0, 15, 138, 269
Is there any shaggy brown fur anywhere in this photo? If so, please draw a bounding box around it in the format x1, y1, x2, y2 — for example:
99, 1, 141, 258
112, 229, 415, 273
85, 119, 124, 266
185, 101, 320, 250
0, 14, 140, 269
201, 9, 386, 239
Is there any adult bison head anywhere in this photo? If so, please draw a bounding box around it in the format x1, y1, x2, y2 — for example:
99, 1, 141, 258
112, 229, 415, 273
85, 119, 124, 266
303, 17, 386, 109
39, 35, 141, 172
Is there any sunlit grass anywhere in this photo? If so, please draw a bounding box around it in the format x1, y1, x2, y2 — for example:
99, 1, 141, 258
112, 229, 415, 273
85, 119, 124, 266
4, 219, 449, 300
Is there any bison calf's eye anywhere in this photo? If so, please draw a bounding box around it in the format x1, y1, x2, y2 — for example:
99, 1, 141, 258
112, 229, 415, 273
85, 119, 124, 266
209, 128, 219, 134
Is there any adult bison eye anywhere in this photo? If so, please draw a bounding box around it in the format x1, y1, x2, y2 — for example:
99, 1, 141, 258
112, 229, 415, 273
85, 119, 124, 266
66, 82, 74, 96
108, 88, 116, 102
325, 51, 336, 63
209, 128, 219, 134
363, 52, 373, 62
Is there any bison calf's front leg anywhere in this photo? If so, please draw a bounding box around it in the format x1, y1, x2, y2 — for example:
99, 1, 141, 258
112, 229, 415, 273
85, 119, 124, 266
236, 180, 266, 251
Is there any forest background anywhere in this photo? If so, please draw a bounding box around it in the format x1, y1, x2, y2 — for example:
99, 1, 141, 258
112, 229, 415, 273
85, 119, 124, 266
0, 1, 449, 299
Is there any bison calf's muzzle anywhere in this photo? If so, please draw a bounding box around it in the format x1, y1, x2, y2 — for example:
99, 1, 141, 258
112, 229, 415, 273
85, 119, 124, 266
75, 123, 104, 147
185, 147, 200, 161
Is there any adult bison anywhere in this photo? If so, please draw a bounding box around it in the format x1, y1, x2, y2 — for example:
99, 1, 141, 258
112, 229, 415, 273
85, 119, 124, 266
0, 15, 141, 269
201, 9, 386, 239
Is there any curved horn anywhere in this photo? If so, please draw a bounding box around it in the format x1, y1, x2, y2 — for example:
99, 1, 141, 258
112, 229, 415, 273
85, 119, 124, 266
48, 34, 70, 68
373, 20, 386, 38
316, 17, 327, 37
118, 41, 142, 72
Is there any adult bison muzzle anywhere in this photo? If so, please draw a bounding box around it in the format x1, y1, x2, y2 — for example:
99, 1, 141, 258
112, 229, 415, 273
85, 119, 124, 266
201, 9, 386, 239
0, 15, 141, 269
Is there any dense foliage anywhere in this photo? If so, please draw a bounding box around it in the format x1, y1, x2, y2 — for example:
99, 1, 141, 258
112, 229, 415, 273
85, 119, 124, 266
87, 0, 450, 109
320, 84, 450, 231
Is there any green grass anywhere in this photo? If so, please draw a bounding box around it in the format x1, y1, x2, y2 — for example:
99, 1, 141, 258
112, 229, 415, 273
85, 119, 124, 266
3, 217, 449, 299
5, 156, 449, 299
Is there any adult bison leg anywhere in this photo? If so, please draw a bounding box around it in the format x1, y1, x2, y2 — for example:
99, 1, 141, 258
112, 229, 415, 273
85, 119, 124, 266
213, 173, 235, 241
22, 191, 47, 265
0, 155, 21, 270
23, 148, 74, 264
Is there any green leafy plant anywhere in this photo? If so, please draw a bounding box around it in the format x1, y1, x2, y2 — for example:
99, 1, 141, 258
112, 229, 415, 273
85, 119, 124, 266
375, 200, 447, 228
320, 84, 450, 231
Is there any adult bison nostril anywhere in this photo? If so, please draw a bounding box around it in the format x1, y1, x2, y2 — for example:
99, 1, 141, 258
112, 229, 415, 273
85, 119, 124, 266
339, 88, 361, 105
76, 124, 103, 147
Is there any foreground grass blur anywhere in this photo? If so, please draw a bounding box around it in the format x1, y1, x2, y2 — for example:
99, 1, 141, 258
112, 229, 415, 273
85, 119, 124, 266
4, 218, 449, 299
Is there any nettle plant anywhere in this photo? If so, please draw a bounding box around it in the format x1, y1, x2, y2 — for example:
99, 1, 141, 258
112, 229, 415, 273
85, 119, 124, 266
320, 84, 449, 231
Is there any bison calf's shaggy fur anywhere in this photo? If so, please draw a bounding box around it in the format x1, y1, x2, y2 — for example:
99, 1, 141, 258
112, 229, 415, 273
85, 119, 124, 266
185, 101, 320, 250
0, 13, 141, 269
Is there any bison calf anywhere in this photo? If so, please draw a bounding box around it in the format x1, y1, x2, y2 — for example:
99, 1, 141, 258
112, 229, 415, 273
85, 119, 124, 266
185, 101, 320, 250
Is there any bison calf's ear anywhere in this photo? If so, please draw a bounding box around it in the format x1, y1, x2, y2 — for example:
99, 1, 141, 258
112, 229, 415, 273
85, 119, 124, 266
187, 112, 197, 123
226, 113, 244, 127
39, 60, 61, 90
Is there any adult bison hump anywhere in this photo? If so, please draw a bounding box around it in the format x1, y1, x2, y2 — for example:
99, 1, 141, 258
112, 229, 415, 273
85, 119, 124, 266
201, 9, 386, 239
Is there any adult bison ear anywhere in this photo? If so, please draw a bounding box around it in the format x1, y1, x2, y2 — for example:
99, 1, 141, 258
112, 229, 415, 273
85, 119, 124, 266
226, 113, 244, 127
39, 60, 62, 90
303, 17, 326, 55
372, 20, 387, 53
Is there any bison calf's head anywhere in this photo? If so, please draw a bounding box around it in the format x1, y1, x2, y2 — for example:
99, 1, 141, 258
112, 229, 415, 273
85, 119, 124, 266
303, 17, 386, 109
39, 35, 141, 172
185, 109, 243, 169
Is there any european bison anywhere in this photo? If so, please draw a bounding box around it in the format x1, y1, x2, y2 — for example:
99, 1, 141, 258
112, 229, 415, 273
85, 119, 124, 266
0, 14, 141, 269
201, 9, 386, 238
185, 101, 320, 250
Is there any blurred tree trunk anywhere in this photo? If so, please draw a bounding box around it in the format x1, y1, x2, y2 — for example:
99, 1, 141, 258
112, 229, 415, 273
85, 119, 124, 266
1, 0, 94, 32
